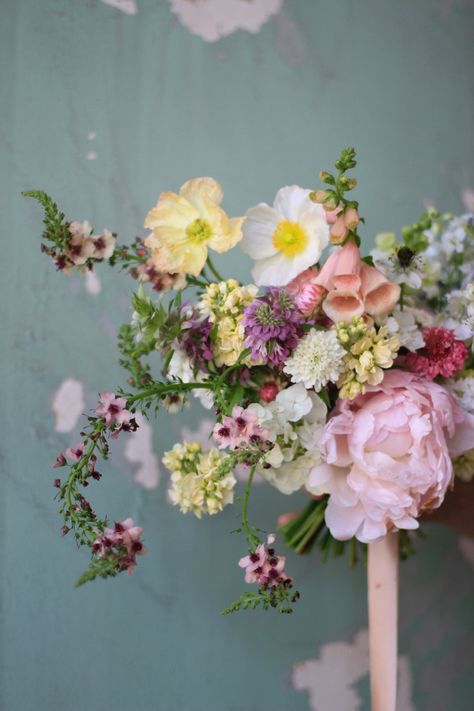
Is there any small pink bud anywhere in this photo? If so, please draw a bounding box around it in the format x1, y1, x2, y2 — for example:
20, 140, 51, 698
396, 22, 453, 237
330, 216, 349, 244
343, 207, 360, 230
259, 382, 279, 403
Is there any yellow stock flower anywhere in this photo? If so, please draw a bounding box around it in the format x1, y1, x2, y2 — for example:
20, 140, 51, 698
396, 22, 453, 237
144, 178, 243, 276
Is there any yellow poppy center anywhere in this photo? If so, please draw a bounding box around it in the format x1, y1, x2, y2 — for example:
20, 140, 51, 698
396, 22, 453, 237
272, 220, 308, 257
186, 218, 212, 244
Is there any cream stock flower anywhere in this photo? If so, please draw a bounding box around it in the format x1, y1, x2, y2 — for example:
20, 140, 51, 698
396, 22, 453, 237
145, 178, 243, 276
199, 279, 258, 366
163, 443, 236, 518
336, 319, 400, 399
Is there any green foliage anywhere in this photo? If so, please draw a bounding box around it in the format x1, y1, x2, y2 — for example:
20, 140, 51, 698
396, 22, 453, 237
22, 190, 71, 252
222, 583, 300, 615
401, 210, 437, 253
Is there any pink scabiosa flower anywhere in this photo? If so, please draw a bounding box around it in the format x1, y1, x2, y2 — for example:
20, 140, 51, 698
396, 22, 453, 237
239, 534, 292, 588
96, 392, 131, 427
308, 369, 474, 543
243, 288, 303, 366
406, 327, 468, 380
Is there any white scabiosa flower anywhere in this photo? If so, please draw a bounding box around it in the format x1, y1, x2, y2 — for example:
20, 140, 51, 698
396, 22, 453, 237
283, 329, 346, 391
241, 186, 329, 286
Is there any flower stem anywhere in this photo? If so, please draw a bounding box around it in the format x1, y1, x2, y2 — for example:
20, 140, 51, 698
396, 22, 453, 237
126, 380, 211, 406
241, 465, 260, 550
206, 255, 224, 282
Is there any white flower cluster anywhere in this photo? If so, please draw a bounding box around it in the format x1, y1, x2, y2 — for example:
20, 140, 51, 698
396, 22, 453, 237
445, 282, 474, 344
247, 383, 327, 494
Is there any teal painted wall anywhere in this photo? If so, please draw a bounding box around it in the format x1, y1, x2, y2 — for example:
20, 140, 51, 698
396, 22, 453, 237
2, 1, 474, 710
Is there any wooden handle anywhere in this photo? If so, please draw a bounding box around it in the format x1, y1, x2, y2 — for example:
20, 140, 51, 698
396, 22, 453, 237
368, 532, 399, 711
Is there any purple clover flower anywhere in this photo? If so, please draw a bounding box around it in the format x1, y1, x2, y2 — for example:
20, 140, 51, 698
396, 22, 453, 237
180, 308, 214, 371
242, 288, 302, 366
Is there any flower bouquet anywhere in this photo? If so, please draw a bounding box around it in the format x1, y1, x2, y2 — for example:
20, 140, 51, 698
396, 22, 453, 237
24, 148, 474, 710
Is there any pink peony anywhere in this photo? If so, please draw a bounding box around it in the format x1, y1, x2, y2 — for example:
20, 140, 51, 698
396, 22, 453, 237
406, 327, 468, 380
308, 370, 474, 543
314, 240, 400, 323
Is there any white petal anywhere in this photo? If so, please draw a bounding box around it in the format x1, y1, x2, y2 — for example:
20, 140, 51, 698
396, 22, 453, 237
273, 186, 312, 221
251, 251, 295, 286
241, 204, 280, 259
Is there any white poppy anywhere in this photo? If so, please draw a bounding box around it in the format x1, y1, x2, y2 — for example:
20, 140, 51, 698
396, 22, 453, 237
241, 186, 329, 286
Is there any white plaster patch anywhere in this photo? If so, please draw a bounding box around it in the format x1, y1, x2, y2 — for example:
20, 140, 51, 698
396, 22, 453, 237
85, 269, 102, 295
101, 0, 138, 15
458, 535, 474, 569
462, 188, 474, 212
274, 8, 305, 66
51, 378, 85, 433
124, 413, 160, 489
181, 418, 215, 448
291, 629, 415, 711
86, 150, 98, 161
169, 0, 283, 42
87, 131, 96, 141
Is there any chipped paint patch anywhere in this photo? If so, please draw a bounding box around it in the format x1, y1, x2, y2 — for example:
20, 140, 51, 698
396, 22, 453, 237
86, 150, 98, 161
124, 413, 160, 489
169, 0, 283, 42
462, 188, 474, 212
101, 0, 138, 15
291, 628, 415, 711
85, 270, 102, 295
274, 8, 305, 66
51, 378, 85, 433
181, 418, 215, 448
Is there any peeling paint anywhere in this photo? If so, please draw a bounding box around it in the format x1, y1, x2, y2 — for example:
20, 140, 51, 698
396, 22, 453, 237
51, 378, 85, 433
101, 0, 138, 15
124, 413, 160, 489
169, 0, 283, 42
291, 628, 415, 711
85, 270, 102, 295
181, 418, 214, 448
462, 188, 474, 211
274, 8, 305, 67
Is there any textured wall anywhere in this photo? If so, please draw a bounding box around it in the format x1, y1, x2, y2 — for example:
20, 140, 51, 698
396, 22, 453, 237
2, 1, 474, 710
